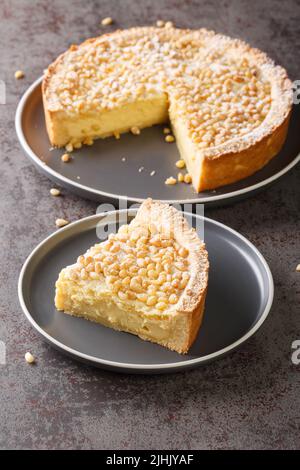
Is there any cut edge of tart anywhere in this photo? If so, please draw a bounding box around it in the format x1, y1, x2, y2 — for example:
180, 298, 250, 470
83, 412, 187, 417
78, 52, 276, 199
43, 26, 293, 192
55, 199, 209, 354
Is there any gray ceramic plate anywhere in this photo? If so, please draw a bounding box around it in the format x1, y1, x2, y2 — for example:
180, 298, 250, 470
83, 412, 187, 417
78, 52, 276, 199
16, 77, 300, 207
18, 209, 273, 374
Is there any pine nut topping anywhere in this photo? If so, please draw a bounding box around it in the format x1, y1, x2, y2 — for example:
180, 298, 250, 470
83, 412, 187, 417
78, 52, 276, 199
169, 294, 178, 304
45, 27, 273, 155
44, 23, 274, 159
156, 301, 167, 310
165, 135, 175, 143
71, 217, 192, 312
147, 295, 157, 306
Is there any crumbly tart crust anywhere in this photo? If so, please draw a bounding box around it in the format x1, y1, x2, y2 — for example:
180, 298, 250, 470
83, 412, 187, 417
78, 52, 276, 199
55, 199, 209, 354
43, 26, 292, 191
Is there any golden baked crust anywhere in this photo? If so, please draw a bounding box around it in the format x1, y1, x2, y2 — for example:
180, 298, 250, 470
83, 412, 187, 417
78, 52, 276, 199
43, 27, 292, 191
55, 199, 209, 354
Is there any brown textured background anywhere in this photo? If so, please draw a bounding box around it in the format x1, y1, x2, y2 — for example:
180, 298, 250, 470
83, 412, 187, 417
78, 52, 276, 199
0, 0, 300, 450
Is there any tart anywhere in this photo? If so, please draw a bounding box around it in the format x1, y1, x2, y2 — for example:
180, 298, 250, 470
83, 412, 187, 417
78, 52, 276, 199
55, 199, 209, 354
43, 26, 292, 191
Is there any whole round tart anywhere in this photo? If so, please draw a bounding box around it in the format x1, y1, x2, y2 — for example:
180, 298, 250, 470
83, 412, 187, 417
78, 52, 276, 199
43, 26, 292, 191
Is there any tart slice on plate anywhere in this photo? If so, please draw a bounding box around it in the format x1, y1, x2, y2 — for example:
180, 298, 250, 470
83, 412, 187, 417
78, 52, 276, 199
55, 199, 209, 354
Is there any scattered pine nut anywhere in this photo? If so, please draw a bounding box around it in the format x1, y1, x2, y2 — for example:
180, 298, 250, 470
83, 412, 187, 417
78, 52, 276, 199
122, 157, 126, 162
178, 172, 184, 182
15, 70, 24, 79
150, 170, 156, 176
131, 126, 141, 135
296, 264, 300, 272
156, 20, 165, 27
138, 166, 144, 173
165, 176, 177, 185
56, 218, 69, 228
50, 188, 60, 197
184, 174, 192, 184
165, 135, 175, 143
163, 127, 171, 134
25, 352, 35, 364
101, 17, 113, 26
61, 153, 71, 162
175, 159, 185, 169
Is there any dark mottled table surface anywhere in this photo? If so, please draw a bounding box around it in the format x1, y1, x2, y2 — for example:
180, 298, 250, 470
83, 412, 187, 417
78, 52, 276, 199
0, 0, 299, 450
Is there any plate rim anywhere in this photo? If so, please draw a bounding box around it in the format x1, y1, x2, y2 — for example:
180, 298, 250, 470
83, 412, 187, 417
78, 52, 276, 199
18, 209, 274, 372
15, 76, 300, 205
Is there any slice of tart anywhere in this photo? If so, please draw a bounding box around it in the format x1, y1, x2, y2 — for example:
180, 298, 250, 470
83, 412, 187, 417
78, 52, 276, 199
55, 199, 209, 354
43, 26, 292, 191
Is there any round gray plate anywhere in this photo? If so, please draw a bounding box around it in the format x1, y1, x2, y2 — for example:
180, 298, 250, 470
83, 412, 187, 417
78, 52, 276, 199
18, 209, 273, 374
16, 77, 300, 206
